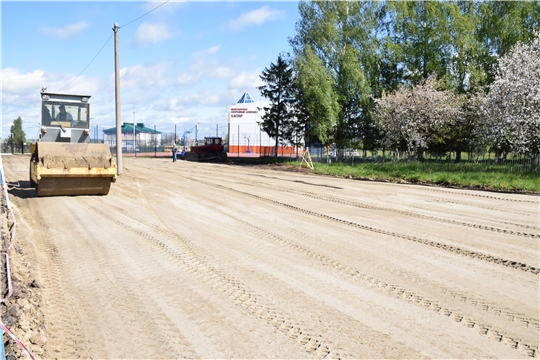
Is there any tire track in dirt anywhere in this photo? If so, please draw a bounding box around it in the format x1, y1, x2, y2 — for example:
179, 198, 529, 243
184, 167, 538, 234
117, 162, 539, 356
246, 171, 538, 203
142, 170, 538, 357
103, 193, 432, 358
404, 184, 539, 203
135, 162, 538, 206
69, 198, 194, 359
199, 197, 538, 358
24, 200, 93, 358
303, 191, 538, 234
208, 194, 538, 331
416, 196, 536, 218
83, 198, 346, 359
224, 204, 540, 356
220, 178, 538, 236
29, 197, 189, 358
190, 177, 539, 275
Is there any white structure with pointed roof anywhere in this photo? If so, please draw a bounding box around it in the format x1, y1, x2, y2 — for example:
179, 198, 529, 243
228, 92, 272, 154
236, 92, 255, 104
227, 91, 299, 156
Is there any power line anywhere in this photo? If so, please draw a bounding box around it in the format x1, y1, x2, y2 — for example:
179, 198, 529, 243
119, 0, 171, 29
58, 0, 170, 91
58, 33, 113, 92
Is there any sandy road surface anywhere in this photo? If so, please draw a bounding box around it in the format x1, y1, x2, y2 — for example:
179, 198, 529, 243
2, 154, 539, 359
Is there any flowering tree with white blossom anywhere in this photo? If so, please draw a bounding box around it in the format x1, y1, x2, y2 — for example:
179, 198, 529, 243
373, 76, 463, 160
481, 31, 540, 169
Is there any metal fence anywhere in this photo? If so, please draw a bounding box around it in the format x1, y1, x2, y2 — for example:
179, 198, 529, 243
1, 137, 537, 170
1, 140, 31, 155
303, 145, 539, 170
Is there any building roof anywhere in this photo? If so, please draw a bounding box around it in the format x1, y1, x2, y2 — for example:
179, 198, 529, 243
237, 92, 255, 104
103, 122, 161, 134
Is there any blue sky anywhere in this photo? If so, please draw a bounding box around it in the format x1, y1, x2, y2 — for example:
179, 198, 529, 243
1, 1, 300, 139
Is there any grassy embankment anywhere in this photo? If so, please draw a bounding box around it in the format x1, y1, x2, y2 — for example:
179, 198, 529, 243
310, 162, 540, 193
230, 157, 540, 193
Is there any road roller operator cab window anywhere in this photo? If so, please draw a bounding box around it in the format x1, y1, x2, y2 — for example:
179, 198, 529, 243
43, 102, 90, 129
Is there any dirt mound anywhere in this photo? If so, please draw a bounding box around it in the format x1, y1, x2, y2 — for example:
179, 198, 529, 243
1, 199, 48, 359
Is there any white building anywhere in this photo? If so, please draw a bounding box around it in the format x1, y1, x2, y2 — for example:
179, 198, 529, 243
103, 122, 162, 151
228, 92, 296, 156
227, 92, 302, 156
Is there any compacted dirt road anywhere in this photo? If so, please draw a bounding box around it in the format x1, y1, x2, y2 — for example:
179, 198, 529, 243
1, 155, 539, 359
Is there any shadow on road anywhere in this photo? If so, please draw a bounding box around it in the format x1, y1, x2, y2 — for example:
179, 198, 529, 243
6, 180, 37, 199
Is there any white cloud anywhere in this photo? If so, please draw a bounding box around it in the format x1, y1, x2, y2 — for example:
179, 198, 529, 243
119, 61, 175, 89
1, 67, 110, 138
129, 22, 172, 46
179, 90, 221, 106
41, 21, 89, 39
228, 70, 264, 91
226, 6, 285, 31
1, 68, 48, 95
170, 116, 190, 124
177, 45, 235, 85
202, 45, 221, 56
1, 68, 105, 100
153, 98, 184, 112
168, 99, 183, 112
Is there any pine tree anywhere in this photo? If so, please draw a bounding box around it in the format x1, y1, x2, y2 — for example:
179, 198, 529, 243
258, 55, 297, 158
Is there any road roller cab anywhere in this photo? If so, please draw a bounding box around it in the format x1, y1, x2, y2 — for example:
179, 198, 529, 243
29, 92, 117, 196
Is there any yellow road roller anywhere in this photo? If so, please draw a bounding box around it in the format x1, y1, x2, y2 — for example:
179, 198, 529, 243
29, 92, 117, 196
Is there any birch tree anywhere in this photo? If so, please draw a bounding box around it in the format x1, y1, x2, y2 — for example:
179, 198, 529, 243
294, 44, 339, 147
290, 0, 376, 150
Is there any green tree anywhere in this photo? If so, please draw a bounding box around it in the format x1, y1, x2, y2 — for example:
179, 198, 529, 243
294, 44, 339, 147
10, 116, 26, 142
384, 1, 454, 86
476, 1, 540, 86
8, 116, 26, 154
443, 1, 540, 158
290, 0, 375, 151
258, 55, 297, 158
446, 1, 485, 94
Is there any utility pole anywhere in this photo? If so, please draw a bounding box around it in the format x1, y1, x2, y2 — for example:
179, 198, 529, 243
113, 23, 123, 174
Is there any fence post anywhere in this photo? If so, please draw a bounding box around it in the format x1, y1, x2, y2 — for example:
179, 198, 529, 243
238, 125, 240, 158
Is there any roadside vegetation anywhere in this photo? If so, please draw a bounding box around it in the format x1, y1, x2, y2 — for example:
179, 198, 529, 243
306, 162, 540, 193
257, 2, 540, 172
228, 156, 540, 193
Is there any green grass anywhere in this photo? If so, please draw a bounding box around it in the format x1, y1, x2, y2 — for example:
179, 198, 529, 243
229, 157, 540, 193
308, 162, 540, 193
